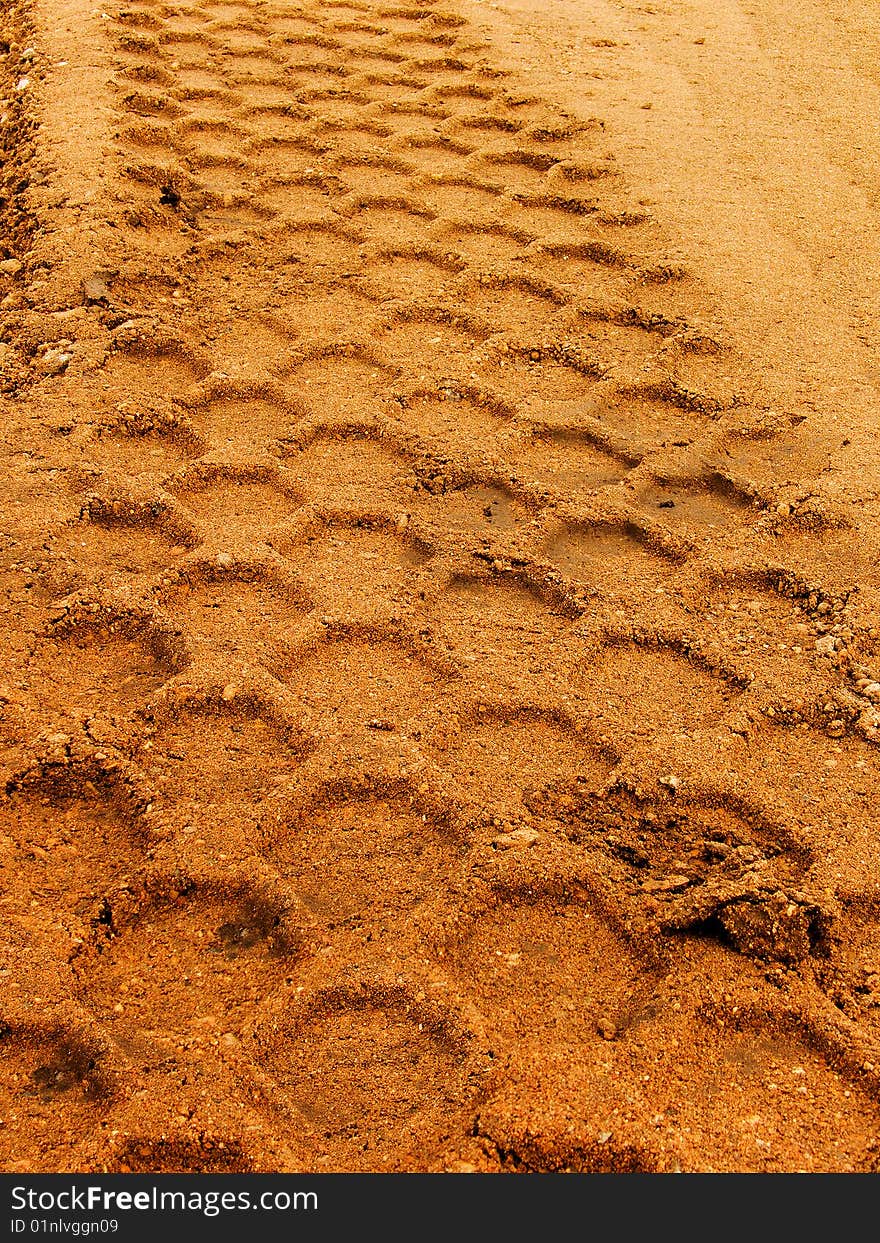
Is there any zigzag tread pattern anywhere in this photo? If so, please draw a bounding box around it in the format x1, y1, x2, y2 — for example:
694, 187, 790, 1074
1, 0, 880, 1176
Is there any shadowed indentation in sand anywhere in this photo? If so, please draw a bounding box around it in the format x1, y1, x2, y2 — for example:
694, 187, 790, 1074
79, 427, 197, 477
394, 389, 512, 447
190, 392, 302, 451
451, 887, 649, 1042
432, 708, 613, 815
418, 482, 526, 539
420, 178, 502, 221
109, 1136, 253, 1173
625, 1013, 880, 1173
544, 523, 674, 589
637, 479, 752, 531
283, 632, 451, 733
283, 431, 416, 506
0, 768, 149, 918
101, 348, 206, 399
141, 700, 305, 815
462, 281, 566, 336
51, 517, 193, 582
255, 180, 337, 219
174, 472, 303, 545
156, 569, 311, 664
481, 350, 602, 405
509, 428, 631, 496
73, 888, 300, 1049
257, 988, 476, 1171
0, 1029, 111, 1173
292, 353, 398, 418
337, 160, 416, 199
437, 575, 567, 639
37, 618, 183, 720
358, 250, 463, 301
278, 520, 430, 613
266, 787, 461, 934
581, 641, 744, 740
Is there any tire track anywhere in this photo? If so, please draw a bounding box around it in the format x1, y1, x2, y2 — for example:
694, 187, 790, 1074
2, 0, 880, 1174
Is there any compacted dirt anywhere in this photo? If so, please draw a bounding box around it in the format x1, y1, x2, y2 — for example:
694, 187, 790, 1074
1, 0, 880, 1174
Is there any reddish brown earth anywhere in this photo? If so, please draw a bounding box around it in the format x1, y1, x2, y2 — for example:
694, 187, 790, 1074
1, 0, 880, 1174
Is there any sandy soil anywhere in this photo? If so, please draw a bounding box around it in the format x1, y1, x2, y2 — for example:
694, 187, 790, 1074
1, 0, 879, 1174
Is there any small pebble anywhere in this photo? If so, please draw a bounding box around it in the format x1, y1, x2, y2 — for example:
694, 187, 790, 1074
492, 828, 539, 850
37, 349, 73, 376
643, 874, 691, 893
82, 274, 110, 303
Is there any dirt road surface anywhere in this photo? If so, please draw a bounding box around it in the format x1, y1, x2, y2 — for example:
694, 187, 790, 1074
1, 0, 879, 1173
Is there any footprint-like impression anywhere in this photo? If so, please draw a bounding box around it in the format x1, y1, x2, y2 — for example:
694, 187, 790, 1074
428, 576, 571, 686
38, 619, 182, 721
156, 570, 311, 669
76, 425, 197, 478
292, 354, 397, 421
582, 641, 743, 743
375, 314, 489, 376
141, 702, 304, 827
481, 349, 601, 409
283, 633, 450, 736
637, 480, 752, 534
432, 574, 567, 637
284, 431, 417, 509
100, 348, 206, 401
190, 392, 301, 453
0, 772, 148, 922
51, 517, 194, 585
360, 250, 463, 302
394, 390, 512, 451
544, 523, 675, 594
440, 223, 530, 267
73, 888, 297, 1053
434, 709, 613, 818
346, 200, 436, 250
628, 1013, 880, 1172
508, 429, 631, 499
257, 989, 477, 1171
109, 1135, 252, 1173
451, 888, 650, 1043
278, 521, 430, 615
461, 280, 564, 338
265, 790, 462, 938
0, 1028, 110, 1172
174, 473, 302, 547
417, 482, 526, 542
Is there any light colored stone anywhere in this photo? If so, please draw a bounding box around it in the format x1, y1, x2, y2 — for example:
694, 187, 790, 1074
37, 348, 73, 376
492, 827, 539, 850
